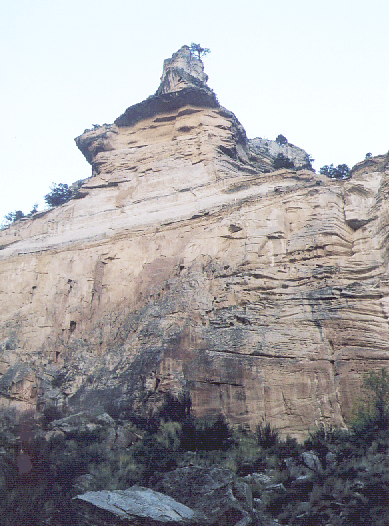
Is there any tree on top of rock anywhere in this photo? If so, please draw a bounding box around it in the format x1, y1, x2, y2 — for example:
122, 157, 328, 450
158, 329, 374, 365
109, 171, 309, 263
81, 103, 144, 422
190, 43, 211, 60
274, 153, 295, 170
319, 164, 350, 180
4, 210, 24, 223
276, 134, 288, 146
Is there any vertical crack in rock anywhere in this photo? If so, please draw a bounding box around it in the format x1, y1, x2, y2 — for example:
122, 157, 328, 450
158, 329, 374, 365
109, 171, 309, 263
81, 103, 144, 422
91, 259, 105, 313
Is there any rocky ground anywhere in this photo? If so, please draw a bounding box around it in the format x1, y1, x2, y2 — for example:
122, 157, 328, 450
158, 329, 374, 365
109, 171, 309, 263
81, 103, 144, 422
1, 379, 388, 525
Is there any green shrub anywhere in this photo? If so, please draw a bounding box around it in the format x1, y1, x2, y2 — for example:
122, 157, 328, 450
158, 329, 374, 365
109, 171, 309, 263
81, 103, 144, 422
273, 153, 295, 169
4, 210, 24, 224
304, 425, 349, 467
66, 428, 104, 445
120, 410, 160, 433
180, 414, 232, 451
156, 421, 182, 451
2, 376, 389, 525
41, 406, 63, 429
157, 392, 191, 423
320, 163, 350, 180
276, 134, 288, 145
255, 422, 279, 449
351, 368, 389, 441
189, 43, 211, 59
44, 183, 73, 207
273, 434, 301, 459
131, 434, 178, 484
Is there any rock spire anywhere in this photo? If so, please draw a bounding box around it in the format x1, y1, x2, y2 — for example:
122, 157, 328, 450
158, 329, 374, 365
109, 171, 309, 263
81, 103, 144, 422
114, 45, 218, 128
156, 45, 209, 95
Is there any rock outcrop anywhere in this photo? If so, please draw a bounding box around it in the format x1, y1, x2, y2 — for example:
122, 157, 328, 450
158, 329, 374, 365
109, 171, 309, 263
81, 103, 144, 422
0, 46, 389, 439
249, 137, 312, 170
156, 45, 210, 95
155, 466, 250, 525
74, 486, 199, 525
75, 467, 282, 526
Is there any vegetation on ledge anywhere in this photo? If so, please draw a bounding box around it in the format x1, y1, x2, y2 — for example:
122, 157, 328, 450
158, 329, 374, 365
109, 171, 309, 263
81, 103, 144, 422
0, 371, 388, 525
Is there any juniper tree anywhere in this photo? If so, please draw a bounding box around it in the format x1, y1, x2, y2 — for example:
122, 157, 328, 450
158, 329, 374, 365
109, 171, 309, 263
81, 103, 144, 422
44, 183, 73, 207
190, 43, 210, 60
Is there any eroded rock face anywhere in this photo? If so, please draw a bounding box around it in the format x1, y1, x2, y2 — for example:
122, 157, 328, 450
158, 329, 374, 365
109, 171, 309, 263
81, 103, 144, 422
156, 45, 209, 95
155, 466, 242, 525
249, 137, 312, 170
0, 47, 389, 439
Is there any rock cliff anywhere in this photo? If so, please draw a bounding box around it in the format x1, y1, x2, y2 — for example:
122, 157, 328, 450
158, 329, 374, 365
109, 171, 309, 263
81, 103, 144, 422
1, 45, 388, 439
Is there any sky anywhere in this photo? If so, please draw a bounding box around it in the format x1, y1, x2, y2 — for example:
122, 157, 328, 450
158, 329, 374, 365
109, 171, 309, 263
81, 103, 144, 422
1, 0, 388, 221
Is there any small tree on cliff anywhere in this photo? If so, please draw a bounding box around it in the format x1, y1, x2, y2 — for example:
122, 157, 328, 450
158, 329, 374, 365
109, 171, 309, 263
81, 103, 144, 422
275, 134, 288, 146
190, 43, 211, 60
274, 153, 295, 169
4, 210, 24, 223
320, 164, 350, 180
44, 183, 73, 207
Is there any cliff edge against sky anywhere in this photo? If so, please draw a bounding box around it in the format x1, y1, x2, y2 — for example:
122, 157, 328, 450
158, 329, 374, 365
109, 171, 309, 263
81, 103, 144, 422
0, 46, 388, 439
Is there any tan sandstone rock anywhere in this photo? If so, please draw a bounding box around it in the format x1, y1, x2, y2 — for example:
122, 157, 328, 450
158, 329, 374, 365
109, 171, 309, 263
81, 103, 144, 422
0, 46, 388, 439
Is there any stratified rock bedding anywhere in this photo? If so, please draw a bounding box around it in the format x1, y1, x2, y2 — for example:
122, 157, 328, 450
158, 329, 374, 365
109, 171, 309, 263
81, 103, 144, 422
0, 46, 388, 439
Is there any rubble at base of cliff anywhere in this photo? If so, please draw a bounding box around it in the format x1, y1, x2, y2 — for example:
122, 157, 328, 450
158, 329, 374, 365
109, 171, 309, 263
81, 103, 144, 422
1, 403, 388, 525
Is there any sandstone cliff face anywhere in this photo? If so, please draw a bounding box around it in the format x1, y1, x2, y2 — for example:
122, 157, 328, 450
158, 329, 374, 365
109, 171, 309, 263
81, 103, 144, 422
1, 46, 388, 439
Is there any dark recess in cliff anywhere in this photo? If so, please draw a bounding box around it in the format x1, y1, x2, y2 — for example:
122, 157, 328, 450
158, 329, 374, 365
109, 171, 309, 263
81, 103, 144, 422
114, 87, 219, 128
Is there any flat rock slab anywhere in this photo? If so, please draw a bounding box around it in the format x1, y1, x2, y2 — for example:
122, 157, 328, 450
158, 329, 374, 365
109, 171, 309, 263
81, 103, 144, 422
75, 485, 198, 524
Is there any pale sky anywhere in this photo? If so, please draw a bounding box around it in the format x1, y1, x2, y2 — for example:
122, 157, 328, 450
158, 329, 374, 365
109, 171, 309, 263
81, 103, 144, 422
1, 0, 388, 222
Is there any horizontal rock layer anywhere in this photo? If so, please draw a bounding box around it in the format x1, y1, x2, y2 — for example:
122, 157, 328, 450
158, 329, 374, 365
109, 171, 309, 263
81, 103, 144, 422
0, 75, 389, 439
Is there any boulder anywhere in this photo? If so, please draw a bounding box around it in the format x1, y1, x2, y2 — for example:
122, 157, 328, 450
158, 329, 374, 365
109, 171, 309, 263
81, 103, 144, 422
48, 411, 114, 435
74, 485, 200, 525
73, 474, 96, 493
301, 451, 323, 474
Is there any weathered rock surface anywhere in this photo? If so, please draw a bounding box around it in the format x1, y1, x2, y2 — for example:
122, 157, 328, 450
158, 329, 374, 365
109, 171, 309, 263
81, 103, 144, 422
74, 486, 199, 525
156, 45, 211, 96
0, 46, 389, 439
155, 466, 248, 525
74, 471, 281, 526
155, 465, 285, 526
249, 137, 312, 170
